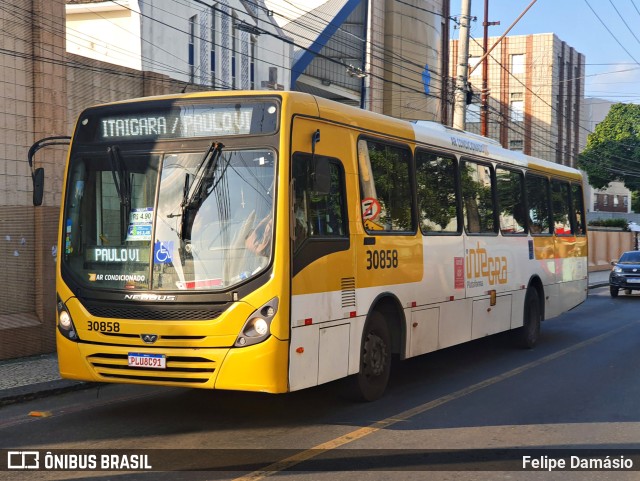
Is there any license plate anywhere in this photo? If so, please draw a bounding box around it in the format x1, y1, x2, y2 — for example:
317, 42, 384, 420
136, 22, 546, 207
628, 278, 640, 283
128, 352, 166, 369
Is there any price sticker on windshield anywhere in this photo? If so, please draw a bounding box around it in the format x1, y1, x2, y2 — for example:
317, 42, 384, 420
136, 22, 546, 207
130, 207, 153, 224
127, 208, 153, 241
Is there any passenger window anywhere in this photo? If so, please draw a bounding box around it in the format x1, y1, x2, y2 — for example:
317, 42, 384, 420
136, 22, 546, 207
415, 150, 459, 234
551, 179, 571, 235
461, 160, 495, 234
292, 154, 347, 251
526, 174, 551, 234
358, 139, 414, 233
572, 184, 586, 235
496, 167, 526, 235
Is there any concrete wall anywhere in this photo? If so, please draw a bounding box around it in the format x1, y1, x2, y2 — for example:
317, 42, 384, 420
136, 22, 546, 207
588, 230, 635, 272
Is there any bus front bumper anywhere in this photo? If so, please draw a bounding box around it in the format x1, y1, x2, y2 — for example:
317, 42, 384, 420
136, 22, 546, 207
57, 332, 289, 393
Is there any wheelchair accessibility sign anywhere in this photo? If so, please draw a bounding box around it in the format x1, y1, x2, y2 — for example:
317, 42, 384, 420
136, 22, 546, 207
154, 241, 174, 264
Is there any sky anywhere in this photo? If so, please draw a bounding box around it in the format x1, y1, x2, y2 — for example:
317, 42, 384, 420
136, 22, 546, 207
462, 0, 640, 104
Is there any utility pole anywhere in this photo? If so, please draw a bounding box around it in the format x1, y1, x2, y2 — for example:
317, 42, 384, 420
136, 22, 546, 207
453, 0, 472, 130
481, 0, 499, 136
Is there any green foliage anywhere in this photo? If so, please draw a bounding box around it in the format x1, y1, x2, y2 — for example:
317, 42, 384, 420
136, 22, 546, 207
578, 103, 640, 190
587, 218, 629, 230
632, 191, 640, 213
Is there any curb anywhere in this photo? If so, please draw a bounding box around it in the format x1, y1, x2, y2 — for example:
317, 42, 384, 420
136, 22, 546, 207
0, 380, 96, 407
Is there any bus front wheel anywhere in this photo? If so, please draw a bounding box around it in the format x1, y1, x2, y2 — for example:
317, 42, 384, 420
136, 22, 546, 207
349, 311, 391, 402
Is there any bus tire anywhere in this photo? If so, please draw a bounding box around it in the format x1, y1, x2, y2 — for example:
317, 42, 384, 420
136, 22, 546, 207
514, 288, 542, 349
349, 311, 391, 402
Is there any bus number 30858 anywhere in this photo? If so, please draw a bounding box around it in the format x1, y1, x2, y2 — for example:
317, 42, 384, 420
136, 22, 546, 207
88, 321, 120, 333
365, 249, 399, 270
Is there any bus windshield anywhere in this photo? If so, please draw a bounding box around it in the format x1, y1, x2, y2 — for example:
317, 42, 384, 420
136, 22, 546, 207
62, 146, 276, 291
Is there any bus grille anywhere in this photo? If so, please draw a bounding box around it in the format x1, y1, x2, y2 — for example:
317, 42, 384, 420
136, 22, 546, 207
81, 300, 228, 321
87, 353, 216, 384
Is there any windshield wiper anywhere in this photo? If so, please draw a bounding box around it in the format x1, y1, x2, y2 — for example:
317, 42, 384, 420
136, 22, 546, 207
180, 142, 224, 240
108, 145, 131, 240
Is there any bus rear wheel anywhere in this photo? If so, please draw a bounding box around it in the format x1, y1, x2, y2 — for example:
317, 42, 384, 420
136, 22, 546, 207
513, 288, 542, 349
349, 311, 391, 402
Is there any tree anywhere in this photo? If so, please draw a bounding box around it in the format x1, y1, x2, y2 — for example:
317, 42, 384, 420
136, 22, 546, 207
578, 103, 640, 191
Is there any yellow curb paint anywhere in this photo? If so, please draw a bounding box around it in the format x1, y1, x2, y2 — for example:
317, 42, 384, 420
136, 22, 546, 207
28, 411, 52, 418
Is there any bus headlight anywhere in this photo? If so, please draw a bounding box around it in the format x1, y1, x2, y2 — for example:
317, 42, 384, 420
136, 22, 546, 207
235, 297, 279, 347
57, 297, 80, 342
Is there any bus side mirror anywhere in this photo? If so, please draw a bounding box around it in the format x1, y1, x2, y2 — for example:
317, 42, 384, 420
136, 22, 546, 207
311, 158, 330, 194
32, 167, 45, 206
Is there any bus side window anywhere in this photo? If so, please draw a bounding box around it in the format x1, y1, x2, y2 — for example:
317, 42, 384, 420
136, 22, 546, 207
551, 179, 572, 235
357, 138, 414, 233
292, 154, 347, 251
571, 183, 586, 235
416, 150, 459, 234
496, 167, 526, 235
461, 160, 495, 234
526, 174, 551, 235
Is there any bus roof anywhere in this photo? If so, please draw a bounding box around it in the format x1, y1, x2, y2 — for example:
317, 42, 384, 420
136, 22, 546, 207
80, 90, 582, 181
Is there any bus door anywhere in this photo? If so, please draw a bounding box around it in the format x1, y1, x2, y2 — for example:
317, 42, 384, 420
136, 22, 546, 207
355, 138, 425, 354
289, 118, 353, 390
461, 159, 512, 340
415, 149, 467, 351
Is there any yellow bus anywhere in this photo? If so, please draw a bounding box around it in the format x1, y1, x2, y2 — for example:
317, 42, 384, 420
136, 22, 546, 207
30, 91, 587, 401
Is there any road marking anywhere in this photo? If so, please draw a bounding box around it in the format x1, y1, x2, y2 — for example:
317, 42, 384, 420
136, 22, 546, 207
232, 322, 635, 480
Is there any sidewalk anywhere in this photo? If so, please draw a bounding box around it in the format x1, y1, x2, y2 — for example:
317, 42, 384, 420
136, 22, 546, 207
0, 271, 612, 407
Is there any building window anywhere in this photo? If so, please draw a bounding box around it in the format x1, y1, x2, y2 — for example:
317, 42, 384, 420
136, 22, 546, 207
624, 196, 629, 207
603, 194, 608, 206
511, 54, 525, 74
250, 37, 256, 90
614, 195, 619, 207
210, 7, 217, 88
232, 16, 238, 89
468, 56, 481, 77
188, 15, 197, 83
511, 100, 524, 122
509, 140, 523, 151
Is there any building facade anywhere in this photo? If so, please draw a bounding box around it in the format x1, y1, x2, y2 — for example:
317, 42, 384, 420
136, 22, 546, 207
451, 33, 585, 168
267, 0, 450, 122
66, 0, 293, 92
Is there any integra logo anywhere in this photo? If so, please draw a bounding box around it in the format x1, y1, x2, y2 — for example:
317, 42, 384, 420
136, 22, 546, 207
123, 294, 177, 301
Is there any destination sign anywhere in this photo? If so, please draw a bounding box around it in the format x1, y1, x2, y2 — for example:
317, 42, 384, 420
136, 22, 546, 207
77, 100, 279, 142
101, 106, 253, 140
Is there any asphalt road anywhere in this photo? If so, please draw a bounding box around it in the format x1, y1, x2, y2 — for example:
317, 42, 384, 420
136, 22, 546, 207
2, 285, 640, 481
